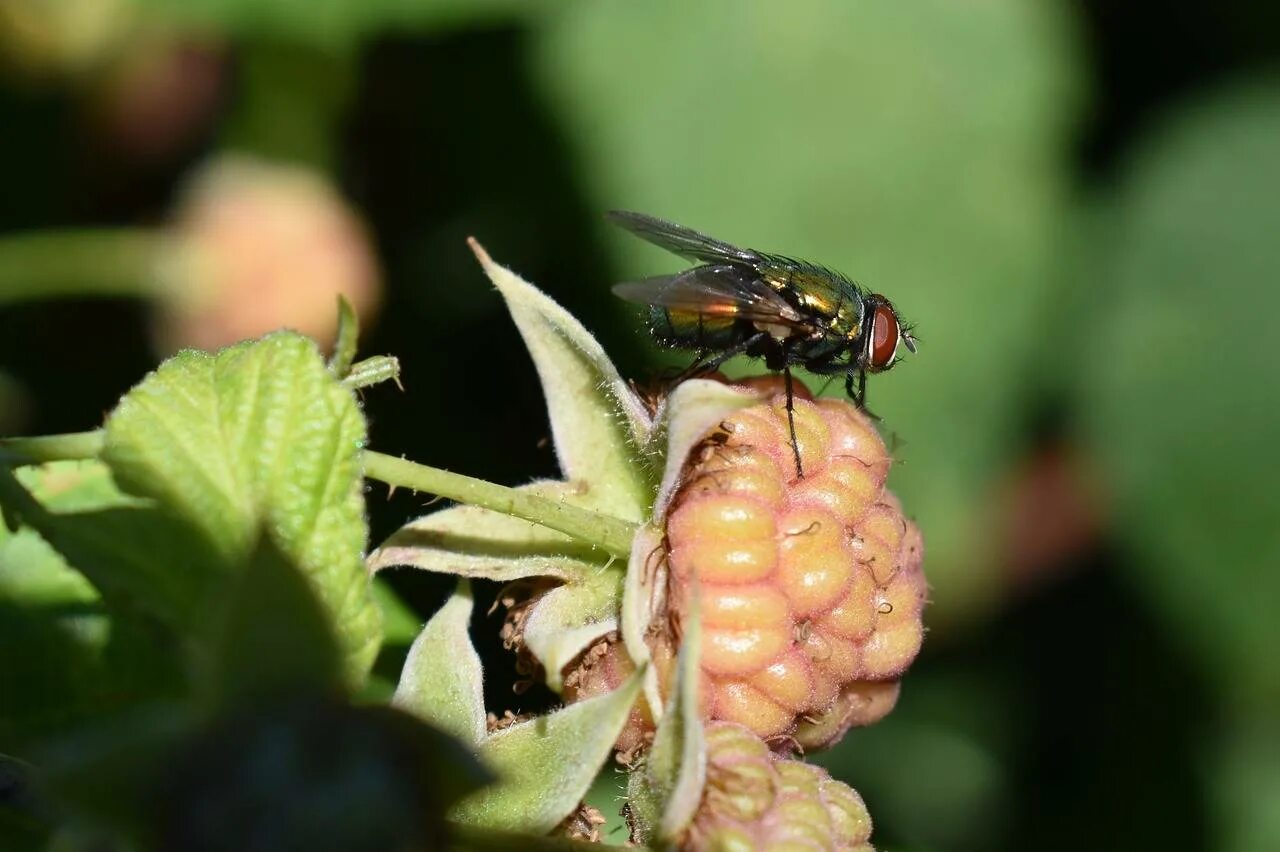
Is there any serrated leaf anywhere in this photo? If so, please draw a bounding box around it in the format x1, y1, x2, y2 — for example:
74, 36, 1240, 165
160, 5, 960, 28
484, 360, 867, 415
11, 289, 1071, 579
469, 240, 654, 522
452, 667, 644, 833
368, 480, 610, 580
522, 563, 624, 692
101, 332, 380, 683
393, 581, 485, 746
629, 593, 706, 844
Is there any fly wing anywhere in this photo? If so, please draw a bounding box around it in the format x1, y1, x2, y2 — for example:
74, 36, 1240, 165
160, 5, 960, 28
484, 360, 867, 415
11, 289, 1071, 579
613, 265, 815, 331
607, 210, 762, 266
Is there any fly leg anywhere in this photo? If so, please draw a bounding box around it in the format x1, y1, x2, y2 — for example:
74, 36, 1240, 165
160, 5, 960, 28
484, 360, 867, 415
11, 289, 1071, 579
845, 371, 881, 421
758, 338, 803, 479
673, 349, 712, 382
698, 331, 770, 373
783, 365, 803, 479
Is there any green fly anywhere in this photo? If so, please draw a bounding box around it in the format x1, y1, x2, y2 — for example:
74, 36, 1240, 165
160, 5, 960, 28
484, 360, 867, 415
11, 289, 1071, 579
609, 210, 916, 477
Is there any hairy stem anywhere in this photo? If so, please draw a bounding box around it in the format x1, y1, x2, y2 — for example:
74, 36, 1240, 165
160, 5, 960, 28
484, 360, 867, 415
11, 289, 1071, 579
362, 451, 637, 559
0, 432, 638, 559
0, 229, 162, 304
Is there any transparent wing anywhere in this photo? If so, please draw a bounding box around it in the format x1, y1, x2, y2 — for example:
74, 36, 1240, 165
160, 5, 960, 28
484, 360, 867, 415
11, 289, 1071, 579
606, 210, 761, 266
612, 265, 814, 330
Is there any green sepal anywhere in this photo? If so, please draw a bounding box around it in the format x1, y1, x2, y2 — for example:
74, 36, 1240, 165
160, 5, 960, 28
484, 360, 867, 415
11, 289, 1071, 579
627, 594, 706, 845
452, 666, 644, 834
393, 580, 486, 746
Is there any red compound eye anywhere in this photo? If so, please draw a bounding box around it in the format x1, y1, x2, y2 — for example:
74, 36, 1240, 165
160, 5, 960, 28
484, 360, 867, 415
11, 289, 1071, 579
869, 302, 899, 369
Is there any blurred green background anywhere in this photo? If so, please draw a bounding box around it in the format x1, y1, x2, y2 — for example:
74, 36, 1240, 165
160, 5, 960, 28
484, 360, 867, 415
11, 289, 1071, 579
2, 0, 1278, 849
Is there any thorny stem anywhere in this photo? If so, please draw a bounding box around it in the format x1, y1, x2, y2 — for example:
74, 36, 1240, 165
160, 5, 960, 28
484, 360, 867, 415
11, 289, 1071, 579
0, 431, 639, 559
0, 229, 161, 304
362, 451, 637, 559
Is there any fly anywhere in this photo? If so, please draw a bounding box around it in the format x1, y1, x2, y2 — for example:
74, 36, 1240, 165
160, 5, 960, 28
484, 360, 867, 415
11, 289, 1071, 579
608, 210, 916, 478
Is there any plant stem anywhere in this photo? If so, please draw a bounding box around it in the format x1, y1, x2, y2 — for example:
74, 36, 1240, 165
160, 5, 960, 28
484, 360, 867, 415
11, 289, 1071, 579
362, 451, 637, 559
0, 229, 162, 305
0, 432, 639, 558
0, 430, 106, 465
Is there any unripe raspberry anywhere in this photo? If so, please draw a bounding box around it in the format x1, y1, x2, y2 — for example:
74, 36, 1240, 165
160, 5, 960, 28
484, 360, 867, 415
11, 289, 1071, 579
682, 722, 873, 851
153, 155, 382, 354
659, 381, 926, 745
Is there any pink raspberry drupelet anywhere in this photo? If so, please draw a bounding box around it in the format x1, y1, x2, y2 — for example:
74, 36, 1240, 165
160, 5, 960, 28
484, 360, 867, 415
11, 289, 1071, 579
678, 721, 874, 851
658, 381, 926, 748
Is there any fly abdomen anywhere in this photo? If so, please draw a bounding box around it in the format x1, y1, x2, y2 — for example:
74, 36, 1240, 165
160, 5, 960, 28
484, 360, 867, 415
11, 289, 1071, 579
649, 307, 746, 351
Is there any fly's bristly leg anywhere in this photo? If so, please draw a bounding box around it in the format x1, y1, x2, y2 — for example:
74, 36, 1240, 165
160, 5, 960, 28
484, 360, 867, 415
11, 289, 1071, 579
671, 348, 712, 382
846, 370, 882, 421
784, 365, 803, 479
699, 331, 770, 373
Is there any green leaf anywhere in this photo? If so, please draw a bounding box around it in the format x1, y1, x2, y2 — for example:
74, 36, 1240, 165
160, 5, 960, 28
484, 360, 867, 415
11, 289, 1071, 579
371, 576, 421, 647
101, 332, 380, 684
1076, 81, 1280, 708
522, 564, 625, 692
533, 0, 1084, 621
0, 463, 189, 746
393, 581, 486, 746
452, 667, 644, 834
628, 593, 706, 844
0, 503, 108, 745
0, 467, 104, 610
0, 464, 224, 644
17, 460, 141, 513
202, 533, 344, 709
368, 480, 610, 580
469, 240, 654, 522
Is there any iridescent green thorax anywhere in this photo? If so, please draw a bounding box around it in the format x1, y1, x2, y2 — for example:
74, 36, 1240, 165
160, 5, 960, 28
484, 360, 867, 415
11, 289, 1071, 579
758, 259, 868, 341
